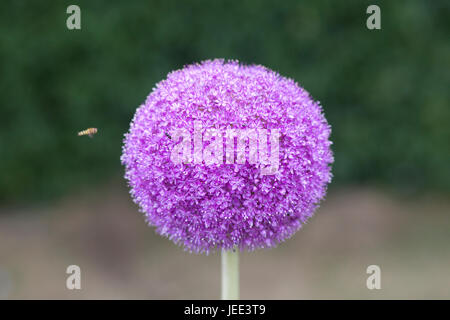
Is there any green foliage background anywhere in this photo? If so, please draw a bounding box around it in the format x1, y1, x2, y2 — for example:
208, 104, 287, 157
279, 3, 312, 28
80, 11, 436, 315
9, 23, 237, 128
0, 0, 449, 204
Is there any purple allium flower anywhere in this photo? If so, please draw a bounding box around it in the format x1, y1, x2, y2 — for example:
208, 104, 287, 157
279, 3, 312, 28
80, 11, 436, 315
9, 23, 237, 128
121, 59, 333, 253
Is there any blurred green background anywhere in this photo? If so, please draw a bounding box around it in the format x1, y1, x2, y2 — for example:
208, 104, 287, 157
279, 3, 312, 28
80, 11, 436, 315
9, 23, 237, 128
1, 0, 449, 204
0, 0, 449, 299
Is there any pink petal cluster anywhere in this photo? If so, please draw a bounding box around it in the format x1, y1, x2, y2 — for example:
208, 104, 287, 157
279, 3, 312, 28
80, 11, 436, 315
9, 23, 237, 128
121, 59, 333, 253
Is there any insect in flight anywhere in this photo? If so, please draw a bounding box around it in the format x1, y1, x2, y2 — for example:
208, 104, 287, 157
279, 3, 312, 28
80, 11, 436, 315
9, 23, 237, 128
78, 128, 98, 138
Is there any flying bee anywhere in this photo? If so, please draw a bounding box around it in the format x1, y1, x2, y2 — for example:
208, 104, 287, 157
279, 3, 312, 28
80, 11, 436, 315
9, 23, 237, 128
78, 128, 98, 138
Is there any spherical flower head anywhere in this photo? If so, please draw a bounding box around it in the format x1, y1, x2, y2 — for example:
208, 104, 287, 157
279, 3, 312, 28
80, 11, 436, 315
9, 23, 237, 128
121, 59, 333, 254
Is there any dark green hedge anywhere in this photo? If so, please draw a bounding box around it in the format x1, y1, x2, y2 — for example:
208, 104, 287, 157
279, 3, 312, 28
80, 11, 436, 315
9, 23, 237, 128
0, 0, 449, 203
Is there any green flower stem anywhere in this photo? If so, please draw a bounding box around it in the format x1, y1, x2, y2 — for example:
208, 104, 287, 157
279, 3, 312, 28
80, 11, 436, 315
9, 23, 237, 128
221, 248, 239, 300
